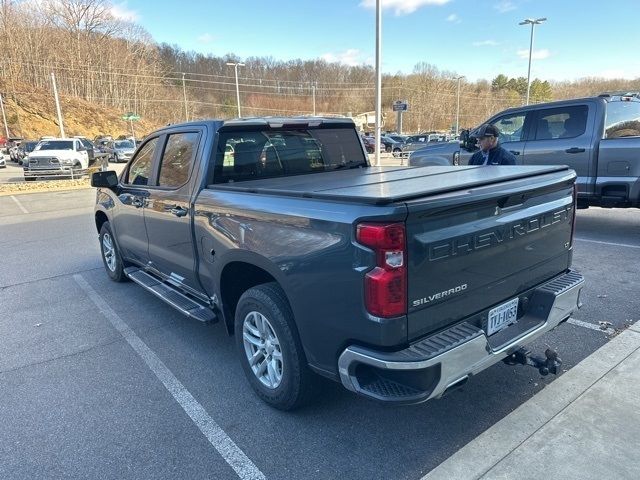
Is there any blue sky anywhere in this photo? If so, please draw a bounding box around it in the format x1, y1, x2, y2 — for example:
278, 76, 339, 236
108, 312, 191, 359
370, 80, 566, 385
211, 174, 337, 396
112, 0, 640, 82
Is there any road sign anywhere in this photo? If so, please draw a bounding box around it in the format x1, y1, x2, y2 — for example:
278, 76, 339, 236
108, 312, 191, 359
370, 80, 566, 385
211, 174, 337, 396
122, 112, 141, 121
392, 100, 408, 112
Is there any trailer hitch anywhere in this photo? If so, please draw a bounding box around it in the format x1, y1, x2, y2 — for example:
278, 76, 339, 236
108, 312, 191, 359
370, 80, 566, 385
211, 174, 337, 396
502, 347, 562, 376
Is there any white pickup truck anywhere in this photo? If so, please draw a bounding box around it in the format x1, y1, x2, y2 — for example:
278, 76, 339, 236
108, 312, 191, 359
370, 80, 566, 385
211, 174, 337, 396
24, 138, 90, 181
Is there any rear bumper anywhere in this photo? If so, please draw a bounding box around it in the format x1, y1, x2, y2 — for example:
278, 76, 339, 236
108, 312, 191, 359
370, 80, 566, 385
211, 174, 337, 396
338, 270, 584, 404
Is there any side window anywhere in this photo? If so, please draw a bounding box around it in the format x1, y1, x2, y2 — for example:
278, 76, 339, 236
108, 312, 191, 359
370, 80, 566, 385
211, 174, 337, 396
126, 137, 158, 186
493, 113, 527, 143
534, 105, 588, 140
605, 101, 640, 138
157, 132, 199, 187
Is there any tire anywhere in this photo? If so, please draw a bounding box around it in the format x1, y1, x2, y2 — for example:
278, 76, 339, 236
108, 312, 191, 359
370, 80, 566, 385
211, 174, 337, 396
235, 282, 316, 410
453, 152, 460, 166
392, 147, 402, 157
385, 145, 392, 153
99, 221, 128, 282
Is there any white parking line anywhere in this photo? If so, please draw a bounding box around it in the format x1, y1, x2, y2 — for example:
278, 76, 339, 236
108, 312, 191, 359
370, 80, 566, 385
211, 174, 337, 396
567, 317, 615, 335
10, 195, 29, 214
574, 237, 640, 249
73, 274, 266, 480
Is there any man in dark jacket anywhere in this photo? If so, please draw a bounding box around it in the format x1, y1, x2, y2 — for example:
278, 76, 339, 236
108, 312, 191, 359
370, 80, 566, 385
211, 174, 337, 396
468, 124, 517, 165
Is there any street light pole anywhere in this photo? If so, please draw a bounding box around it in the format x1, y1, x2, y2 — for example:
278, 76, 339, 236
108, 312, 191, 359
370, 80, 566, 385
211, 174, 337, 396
519, 17, 547, 105
226, 62, 245, 118
455, 76, 464, 136
374, 0, 382, 167
181, 72, 188, 121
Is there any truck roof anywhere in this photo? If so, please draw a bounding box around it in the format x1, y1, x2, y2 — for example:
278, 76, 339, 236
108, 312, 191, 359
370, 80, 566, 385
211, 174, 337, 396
498, 94, 639, 116
209, 164, 573, 205
154, 116, 355, 135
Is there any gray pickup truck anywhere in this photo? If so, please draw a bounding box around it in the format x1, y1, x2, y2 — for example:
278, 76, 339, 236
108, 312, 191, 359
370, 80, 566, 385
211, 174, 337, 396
91, 117, 584, 410
410, 94, 640, 208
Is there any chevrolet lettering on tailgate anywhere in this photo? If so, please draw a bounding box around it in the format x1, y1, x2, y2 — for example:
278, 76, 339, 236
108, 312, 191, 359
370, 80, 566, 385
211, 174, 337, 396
428, 205, 573, 262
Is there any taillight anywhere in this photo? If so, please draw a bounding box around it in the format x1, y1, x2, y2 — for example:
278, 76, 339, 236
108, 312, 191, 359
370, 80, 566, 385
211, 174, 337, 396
356, 222, 407, 317
570, 185, 577, 246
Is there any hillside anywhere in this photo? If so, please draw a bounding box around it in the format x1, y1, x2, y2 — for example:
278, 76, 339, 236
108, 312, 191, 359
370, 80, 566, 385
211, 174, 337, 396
1, 81, 161, 141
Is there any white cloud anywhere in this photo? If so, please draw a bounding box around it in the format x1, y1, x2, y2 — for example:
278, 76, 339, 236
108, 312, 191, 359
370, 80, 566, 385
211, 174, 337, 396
494, 1, 516, 13
517, 49, 551, 60
360, 0, 451, 16
473, 40, 499, 47
321, 49, 370, 67
110, 2, 139, 22
198, 33, 215, 44
446, 13, 460, 23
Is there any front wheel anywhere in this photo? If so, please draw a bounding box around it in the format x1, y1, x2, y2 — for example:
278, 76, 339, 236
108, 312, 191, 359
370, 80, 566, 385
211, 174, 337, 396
235, 282, 316, 410
99, 221, 128, 282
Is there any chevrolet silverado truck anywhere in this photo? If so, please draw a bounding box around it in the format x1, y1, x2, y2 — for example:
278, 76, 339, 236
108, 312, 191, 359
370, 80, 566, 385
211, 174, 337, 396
410, 94, 640, 208
91, 117, 584, 410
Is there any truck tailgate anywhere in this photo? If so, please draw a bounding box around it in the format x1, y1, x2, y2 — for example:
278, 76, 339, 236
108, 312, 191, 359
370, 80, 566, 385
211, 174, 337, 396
405, 168, 576, 340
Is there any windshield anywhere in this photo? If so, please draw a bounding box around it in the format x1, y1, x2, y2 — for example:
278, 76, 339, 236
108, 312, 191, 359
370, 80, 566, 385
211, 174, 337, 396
37, 140, 74, 151
115, 140, 135, 149
213, 126, 367, 183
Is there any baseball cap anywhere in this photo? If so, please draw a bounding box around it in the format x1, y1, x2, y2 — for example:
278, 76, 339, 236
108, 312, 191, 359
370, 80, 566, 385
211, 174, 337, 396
471, 123, 500, 139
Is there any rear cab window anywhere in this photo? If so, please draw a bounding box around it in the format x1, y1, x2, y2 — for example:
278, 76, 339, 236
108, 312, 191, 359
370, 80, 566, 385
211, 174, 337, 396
604, 100, 640, 138
213, 126, 366, 184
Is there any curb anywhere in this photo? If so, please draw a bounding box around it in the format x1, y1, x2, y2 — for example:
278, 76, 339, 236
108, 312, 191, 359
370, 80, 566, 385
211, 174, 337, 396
421, 326, 640, 480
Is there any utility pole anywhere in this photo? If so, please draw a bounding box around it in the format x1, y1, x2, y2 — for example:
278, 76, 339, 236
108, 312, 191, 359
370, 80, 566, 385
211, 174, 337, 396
455, 76, 464, 136
312, 83, 316, 116
374, 0, 382, 167
519, 17, 547, 105
182, 72, 188, 121
0, 94, 9, 139
226, 62, 245, 118
51, 72, 65, 138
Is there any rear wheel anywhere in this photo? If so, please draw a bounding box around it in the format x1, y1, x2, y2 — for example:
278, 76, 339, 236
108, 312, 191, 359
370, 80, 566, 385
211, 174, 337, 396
235, 282, 315, 410
99, 221, 128, 282
453, 152, 460, 166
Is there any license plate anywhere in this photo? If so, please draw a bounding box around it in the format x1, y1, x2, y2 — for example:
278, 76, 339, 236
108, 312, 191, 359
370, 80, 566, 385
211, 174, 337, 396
487, 297, 519, 336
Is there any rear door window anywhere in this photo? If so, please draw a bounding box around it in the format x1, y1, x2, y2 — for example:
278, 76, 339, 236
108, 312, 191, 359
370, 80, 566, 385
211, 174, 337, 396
533, 105, 588, 140
126, 137, 158, 186
157, 132, 199, 188
605, 101, 640, 138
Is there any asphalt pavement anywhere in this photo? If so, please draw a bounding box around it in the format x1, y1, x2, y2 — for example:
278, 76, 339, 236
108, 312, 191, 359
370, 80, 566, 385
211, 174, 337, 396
1, 187, 638, 479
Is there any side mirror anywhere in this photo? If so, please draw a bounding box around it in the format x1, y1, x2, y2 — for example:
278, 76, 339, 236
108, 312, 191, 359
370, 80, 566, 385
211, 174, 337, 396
91, 170, 118, 189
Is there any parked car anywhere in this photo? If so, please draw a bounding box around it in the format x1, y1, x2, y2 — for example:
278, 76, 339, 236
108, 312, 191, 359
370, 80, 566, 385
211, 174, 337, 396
91, 116, 583, 410
380, 135, 403, 156
104, 139, 136, 163
17, 140, 39, 165
386, 134, 408, 144
409, 94, 640, 208
73, 136, 99, 166
24, 138, 90, 181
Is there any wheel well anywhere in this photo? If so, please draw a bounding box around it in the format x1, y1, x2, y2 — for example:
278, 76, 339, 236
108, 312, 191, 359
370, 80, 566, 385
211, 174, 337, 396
220, 262, 277, 334
95, 211, 108, 234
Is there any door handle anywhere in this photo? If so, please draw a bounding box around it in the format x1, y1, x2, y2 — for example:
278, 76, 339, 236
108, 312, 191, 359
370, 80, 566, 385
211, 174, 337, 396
509, 150, 520, 155
565, 147, 585, 154
169, 206, 188, 217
